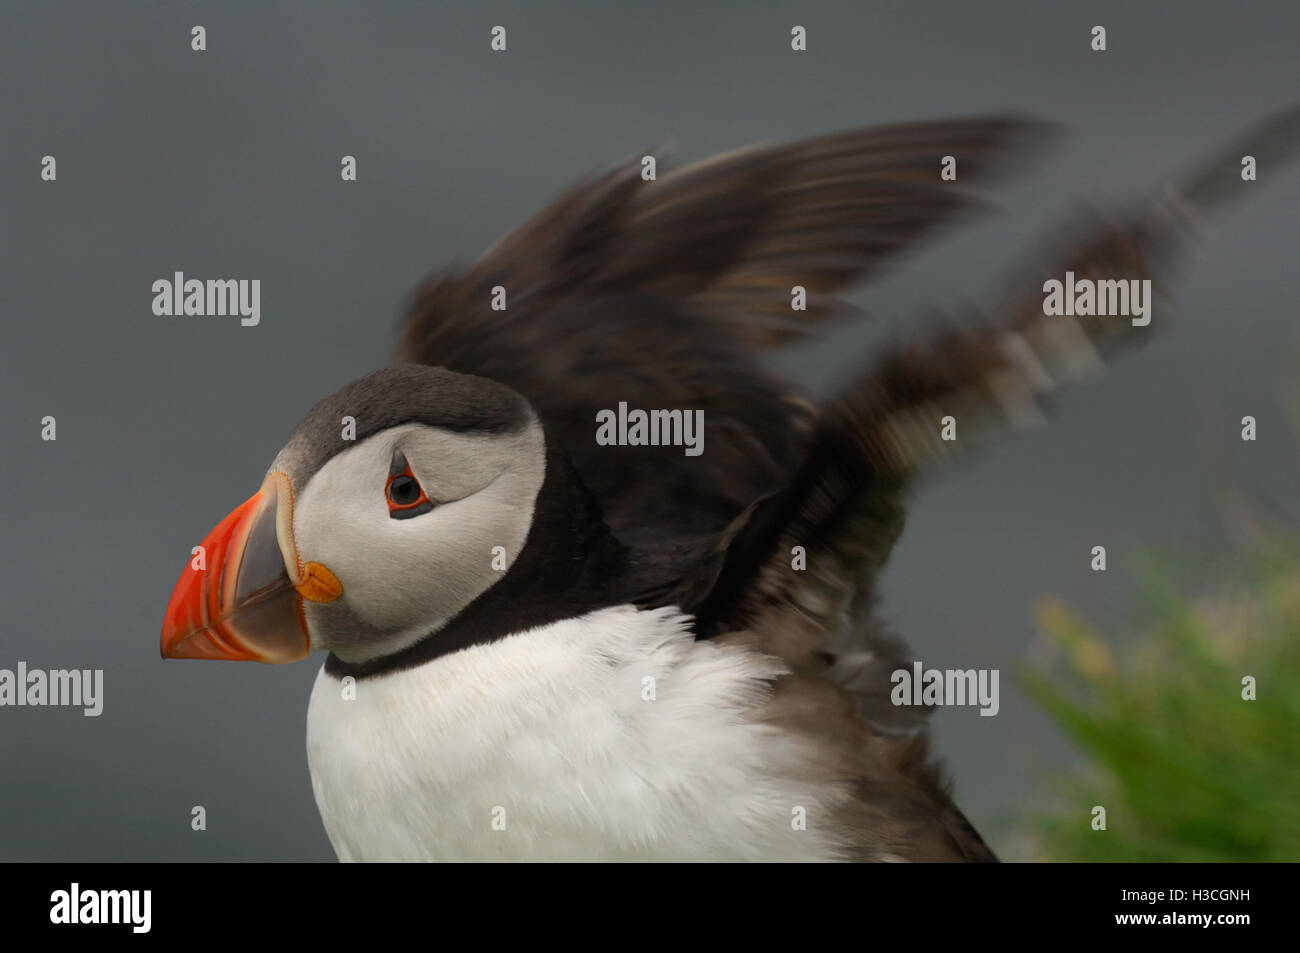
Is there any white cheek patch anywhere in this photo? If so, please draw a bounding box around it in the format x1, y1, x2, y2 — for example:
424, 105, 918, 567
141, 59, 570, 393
291, 421, 546, 654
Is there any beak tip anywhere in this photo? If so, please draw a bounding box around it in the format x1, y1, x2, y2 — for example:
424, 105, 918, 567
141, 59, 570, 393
160, 483, 312, 665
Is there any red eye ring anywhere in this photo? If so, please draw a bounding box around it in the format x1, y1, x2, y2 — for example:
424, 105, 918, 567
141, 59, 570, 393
385, 464, 432, 517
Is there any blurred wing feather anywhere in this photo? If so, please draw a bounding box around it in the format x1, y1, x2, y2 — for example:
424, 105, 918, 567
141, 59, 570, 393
398, 118, 1047, 537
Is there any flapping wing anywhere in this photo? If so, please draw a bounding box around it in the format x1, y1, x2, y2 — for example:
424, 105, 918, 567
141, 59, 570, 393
694, 105, 1300, 733
398, 118, 1046, 539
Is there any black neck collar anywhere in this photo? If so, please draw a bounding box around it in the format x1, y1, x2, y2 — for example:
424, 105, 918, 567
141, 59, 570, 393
324, 433, 628, 681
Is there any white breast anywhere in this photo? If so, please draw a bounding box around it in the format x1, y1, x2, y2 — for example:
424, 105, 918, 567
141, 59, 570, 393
306, 605, 854, 861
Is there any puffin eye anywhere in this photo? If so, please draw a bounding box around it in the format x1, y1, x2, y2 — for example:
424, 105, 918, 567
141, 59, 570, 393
385, 456, 434, 520
387, 475, 420, 505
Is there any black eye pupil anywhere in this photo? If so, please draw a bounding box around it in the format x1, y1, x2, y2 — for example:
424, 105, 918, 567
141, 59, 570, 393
389, 476, 420, 505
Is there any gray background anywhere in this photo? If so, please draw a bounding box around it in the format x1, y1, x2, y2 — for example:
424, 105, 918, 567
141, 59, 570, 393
1, 1, 1296, 860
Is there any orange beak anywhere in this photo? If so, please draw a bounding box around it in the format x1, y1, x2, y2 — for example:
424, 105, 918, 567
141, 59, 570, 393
161, 471, 336, 663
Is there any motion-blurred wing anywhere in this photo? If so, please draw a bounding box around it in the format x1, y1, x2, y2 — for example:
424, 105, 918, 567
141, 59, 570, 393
695, 105, 1300, 735
398, 118, 1046, 539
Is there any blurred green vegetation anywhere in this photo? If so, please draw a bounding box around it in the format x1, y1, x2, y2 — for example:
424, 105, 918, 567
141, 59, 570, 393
1016, 537, 1300, 862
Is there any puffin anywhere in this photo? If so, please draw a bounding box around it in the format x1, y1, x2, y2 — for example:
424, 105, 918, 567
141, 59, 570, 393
160, 110, 1300, 862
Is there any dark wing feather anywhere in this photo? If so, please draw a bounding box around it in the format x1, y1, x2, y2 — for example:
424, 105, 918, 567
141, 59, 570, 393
398, 118, 1047, 539
694, 104, 1300, 736
668, 107, 1300, 861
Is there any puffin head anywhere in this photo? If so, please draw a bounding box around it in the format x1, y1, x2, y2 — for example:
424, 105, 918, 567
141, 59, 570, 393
160, 365, 546, 665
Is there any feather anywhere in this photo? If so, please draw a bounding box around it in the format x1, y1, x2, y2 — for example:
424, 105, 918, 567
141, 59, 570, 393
398, 118, 1049, 539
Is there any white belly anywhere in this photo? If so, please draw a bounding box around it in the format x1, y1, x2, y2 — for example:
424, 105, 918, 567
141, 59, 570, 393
306, 605, 852, 861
